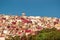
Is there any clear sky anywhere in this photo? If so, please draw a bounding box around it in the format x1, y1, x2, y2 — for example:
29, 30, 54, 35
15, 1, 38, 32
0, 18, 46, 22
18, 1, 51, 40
0, 0, 60, 17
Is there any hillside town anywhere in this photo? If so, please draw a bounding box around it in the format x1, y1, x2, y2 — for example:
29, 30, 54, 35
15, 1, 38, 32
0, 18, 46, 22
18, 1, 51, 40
0, 13, 60, 39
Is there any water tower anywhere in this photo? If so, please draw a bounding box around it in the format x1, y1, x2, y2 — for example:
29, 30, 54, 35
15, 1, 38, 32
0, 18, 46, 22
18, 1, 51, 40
22, 12, 26, 16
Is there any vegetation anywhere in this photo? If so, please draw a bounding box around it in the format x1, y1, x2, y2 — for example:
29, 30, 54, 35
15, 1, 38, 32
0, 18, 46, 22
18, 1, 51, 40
5, 27, 60, 40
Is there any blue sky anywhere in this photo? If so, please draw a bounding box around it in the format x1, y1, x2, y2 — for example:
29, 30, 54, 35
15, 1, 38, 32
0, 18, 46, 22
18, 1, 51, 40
0, 0, 60, 17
